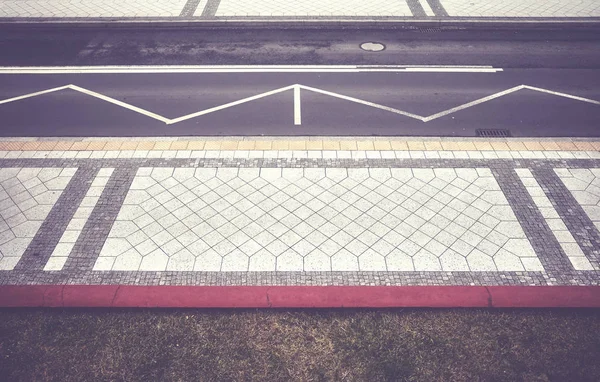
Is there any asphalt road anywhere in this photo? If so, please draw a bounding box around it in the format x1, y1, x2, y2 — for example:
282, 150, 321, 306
0, 25, 599, 137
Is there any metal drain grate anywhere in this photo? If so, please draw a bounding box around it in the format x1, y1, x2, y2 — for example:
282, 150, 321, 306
476, 129, 511, 138
417, 28, 442, 33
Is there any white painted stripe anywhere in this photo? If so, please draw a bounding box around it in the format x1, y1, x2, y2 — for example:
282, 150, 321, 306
0, 83, 598, 125
0, 85, 70, 105
167, 85, 295, 124
422, 85, 526, 122
294, 85, 302, 125
68, 85, 171, 123
404, 68, 500, 72
418, 0, 436, 17
0, 65, 503, 74
298, 84, 427, 121
522, 85, 600, 105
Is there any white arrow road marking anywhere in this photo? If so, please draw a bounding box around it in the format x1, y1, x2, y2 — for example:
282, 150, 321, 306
0, 83, 598, 125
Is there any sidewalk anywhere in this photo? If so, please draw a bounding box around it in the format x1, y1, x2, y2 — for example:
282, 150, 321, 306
1, 136, 599, 307
0, 0, 599, 21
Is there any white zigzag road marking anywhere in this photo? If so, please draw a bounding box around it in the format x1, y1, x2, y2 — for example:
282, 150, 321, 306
0, 83, 598, 125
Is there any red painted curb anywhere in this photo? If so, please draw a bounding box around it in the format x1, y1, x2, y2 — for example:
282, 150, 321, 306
1, 285, 599, 308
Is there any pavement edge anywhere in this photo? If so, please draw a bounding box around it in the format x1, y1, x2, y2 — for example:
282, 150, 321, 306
1, 286, 599, 308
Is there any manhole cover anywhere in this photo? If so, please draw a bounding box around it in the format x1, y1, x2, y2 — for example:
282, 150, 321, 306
360, 42, 386, 52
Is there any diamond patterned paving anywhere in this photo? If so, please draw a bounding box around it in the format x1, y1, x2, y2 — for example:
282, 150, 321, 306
212, 0, 412, 17
96, 167, 540, 272
0, 168, 75, 270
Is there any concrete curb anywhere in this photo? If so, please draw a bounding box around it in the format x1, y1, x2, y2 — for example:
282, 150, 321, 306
1, 285, 599, 308
1, 17, 600, 30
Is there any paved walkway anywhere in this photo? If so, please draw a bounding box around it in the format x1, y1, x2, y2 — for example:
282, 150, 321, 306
1, 137, 599, 307
0, 0, 598, 20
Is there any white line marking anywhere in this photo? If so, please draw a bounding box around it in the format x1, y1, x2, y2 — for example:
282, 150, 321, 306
0, 83, 598, 125
297, 84, 427, 121
522, 85, 600, 105
294, 85, 302, 125
0, 65, 503, 74
167, 85, 295, 124
0, 85, 71, 105
422, 85, 526, 122
68, 85, 171, 123
418, 0, 436, 17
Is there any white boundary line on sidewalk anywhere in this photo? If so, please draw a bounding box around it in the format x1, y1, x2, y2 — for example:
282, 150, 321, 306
0, 83, 598, 125
0, 65, 503, 73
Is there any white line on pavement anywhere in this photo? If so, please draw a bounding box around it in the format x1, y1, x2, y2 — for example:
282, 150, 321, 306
0, 83, 598, 125
167, 85, 296, 124
294, 85, 302, 126
0, 65, 503, 73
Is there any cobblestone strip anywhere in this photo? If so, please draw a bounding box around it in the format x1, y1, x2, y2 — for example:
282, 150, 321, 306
44, 169, 115, 271
62, 167, 138, 272
490, 166, 574, 278
180, 0, 205, 16
406, 0, 427, 17
3, 158, 600, 170
531, 167, 600, 271
200, 0, 221, 17
13, 167, 98, 272
426, 0, 448, 16
1, 270, 554, 287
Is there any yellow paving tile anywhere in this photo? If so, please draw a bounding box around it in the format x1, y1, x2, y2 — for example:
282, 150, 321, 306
86, 141, 107, 151
591, 142, 600, 151
272, 141, 290, 150
254, 141, 273, 150
36, 141, 58, 151
21, 142, 41, 151
541, 141, 561, 150
490, 141, 510, 151
120, 141, 140, 151
574, 141, 595, 151
557, 141, 578, 151
237, 141, 256, 150
169, 141, 189, 150
390, 140, 408, 150
306, 141, 324, 150
506, 141, 527, 151
68, 141, 90, 151
424, 141, 443, 151
356, 141, 375, 150
407, 141, 426, 151
219, 141, 239, 150
373, 141, 392, 151
103, 141, 124, 150
54, 141, 74, 151
203, 141, 222, 150
441, 141, 476, 151
153, 141, 172, 150
186, 141, 205, 150
322, 141, 340, 150
2, 141, 25, 151
523, 141, 545, 150
339, 141, 357, 150
289, 141, 307, 150
473, 141, 493, 151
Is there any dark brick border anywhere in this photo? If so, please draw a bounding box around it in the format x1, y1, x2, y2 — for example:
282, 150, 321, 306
532, 167, 600, 271
13, 167, 99, 271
